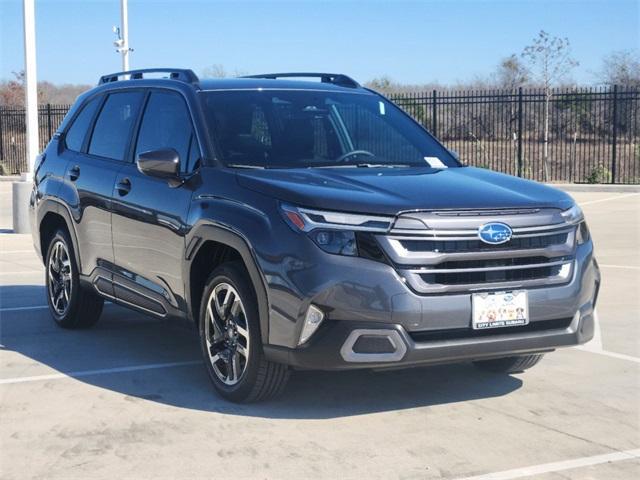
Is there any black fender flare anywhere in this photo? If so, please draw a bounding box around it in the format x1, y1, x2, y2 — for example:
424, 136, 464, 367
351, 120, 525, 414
36, 198, 83, 272
184, 223, 270, 344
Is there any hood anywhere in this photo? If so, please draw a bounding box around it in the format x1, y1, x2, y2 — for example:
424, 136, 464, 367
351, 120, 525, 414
235, 166, 574, 215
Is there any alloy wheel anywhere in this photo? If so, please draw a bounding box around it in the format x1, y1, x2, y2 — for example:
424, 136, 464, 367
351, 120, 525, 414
204, 283, 251, 385
48, 241, 72, 316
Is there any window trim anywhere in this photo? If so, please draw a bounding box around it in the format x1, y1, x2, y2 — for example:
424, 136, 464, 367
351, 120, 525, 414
84, 89, 147, 164
128, 87, 203, 174
61, 93, 105, 153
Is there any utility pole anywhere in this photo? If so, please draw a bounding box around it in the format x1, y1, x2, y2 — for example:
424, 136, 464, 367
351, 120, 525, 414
113, 0, 132, 71
23, 0, 38, 178
13, 0, 38, 233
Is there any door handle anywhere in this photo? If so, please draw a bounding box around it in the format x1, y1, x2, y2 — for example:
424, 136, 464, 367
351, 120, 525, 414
116, 178, 131, 196
68, 165, 80, 181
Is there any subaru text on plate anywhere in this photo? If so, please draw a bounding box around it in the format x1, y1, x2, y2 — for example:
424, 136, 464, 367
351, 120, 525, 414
30, 69, 600, 402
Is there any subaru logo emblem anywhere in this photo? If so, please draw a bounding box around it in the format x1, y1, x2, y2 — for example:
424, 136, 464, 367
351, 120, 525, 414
478, 222, 512, 244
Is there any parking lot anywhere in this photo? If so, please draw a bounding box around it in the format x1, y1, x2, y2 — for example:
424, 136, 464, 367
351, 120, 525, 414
0, 183, 638, 480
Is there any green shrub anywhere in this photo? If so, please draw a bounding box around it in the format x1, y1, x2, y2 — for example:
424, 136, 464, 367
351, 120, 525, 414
585, 166, 612, 184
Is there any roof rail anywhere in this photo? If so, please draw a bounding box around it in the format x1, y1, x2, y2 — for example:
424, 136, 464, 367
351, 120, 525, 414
98, 68, 199, 85
240, 72, 360, 88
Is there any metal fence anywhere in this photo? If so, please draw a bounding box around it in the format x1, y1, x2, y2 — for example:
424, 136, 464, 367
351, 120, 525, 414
1, 86, 638, 183
0, 104, 70, 174
391, 86, 639, 184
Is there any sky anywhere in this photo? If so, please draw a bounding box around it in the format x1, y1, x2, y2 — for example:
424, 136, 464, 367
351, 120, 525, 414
0, 0, 638, 86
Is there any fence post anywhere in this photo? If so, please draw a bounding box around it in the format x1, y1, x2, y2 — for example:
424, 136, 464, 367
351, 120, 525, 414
611, 85, 618, 184
0, 108, 4, 163
432, 89, 437, 137
517, 87, 523, 177
47, 103, 52, 142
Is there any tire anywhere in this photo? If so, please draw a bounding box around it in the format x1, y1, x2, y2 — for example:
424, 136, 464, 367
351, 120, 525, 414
45, 229, 103, 329
473, 354, 544, 374
199, 262, 289, 403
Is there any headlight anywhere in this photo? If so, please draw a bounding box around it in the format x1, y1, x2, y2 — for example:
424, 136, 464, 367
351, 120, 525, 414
560, 204, 584, 225
310, 230, 357, 256
280, 204, 393, 256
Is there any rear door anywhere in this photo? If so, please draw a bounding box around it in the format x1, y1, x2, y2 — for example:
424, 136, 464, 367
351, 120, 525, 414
62, 91, 144, 289
111, 89, 201, 316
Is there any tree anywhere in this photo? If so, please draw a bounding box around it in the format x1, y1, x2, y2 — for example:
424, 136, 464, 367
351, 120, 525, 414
522, 30, 578, 180
201, 64, 228, 78
496, 54, 529, 90
599, 50, 640, 88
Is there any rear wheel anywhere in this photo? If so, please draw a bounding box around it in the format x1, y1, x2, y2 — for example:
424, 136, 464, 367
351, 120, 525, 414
45, 229, 103, 328
473, 354, 544, 373
199, 262, 289, 402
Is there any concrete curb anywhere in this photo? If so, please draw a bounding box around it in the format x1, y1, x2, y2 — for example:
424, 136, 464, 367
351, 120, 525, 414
547, 183, 640, 193
0, 176, 22, 182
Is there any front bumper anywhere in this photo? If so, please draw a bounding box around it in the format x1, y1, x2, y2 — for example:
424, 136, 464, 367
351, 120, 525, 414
263, 238, 600, 370
264, 308, 595, 370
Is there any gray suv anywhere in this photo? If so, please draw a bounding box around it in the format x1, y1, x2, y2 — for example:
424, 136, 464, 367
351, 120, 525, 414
30, 69, 600, 402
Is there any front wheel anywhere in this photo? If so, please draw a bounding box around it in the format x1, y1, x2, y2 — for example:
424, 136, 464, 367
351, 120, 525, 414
473, 354, 545, 373
199, 262, 289, 402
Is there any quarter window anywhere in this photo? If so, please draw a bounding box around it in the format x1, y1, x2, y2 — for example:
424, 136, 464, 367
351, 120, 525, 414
135, 91, 198, 172
65, 96, 101, 152
88, 91, 144, 161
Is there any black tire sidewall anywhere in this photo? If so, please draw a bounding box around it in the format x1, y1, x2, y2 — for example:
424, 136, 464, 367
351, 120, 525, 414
198, 263, 263, 402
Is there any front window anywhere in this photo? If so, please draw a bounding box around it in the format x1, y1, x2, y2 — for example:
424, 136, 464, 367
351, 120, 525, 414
201, 90, 459, 169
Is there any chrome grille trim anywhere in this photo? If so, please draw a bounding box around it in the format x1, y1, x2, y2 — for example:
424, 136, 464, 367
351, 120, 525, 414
379, 208, 577, 293
405, 258, 571, 274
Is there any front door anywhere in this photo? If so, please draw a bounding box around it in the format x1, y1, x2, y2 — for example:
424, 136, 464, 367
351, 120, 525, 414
63, 91, 144, 291
111, 90, 201, 317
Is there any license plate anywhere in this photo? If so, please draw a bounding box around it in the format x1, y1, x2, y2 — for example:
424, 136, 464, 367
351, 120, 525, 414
472, 290, 529, 330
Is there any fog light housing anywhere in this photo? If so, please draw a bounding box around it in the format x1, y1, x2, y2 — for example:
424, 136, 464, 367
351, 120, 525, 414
299, 305, 324, 345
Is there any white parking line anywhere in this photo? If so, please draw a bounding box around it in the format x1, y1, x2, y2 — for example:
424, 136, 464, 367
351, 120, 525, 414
598, 264, 640, 271
0, 360, 202, 385
0, 301, 112, 313
454, 448, 640, 480
579, 192, 640, 206
0, 305, 49, 312
575, 310, 640, 363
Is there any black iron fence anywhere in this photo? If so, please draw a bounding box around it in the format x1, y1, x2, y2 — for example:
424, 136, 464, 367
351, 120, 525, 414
0, 104, 70, 174
1, 86, 638, 183
391, 86, 639, 184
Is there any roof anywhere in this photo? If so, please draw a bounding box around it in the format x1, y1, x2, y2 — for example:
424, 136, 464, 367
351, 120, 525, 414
197, 77, 372, 93
96, 68, 372, 94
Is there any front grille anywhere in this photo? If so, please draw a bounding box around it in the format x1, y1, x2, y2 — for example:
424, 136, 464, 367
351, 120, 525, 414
376, 208, 577, 294
419, 264, 563, 286
409, 317, 573, 342
401, 232, 568, 253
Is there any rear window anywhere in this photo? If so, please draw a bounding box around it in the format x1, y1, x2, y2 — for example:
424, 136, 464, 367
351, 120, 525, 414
65, 96, 101, 152
88, 91, 144, 161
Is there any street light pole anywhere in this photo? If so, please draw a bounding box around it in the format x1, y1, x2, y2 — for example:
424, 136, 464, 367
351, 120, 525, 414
120, 0, 130, 71
23, 0, 38, 178
12, 0, 38, 233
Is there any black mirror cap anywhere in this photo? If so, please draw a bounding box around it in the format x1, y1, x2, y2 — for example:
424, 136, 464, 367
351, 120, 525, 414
137, 148, 180, 179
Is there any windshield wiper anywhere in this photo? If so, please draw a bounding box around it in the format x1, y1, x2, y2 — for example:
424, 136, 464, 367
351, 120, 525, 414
227, 164, 266, 169
313, 163, 413, 169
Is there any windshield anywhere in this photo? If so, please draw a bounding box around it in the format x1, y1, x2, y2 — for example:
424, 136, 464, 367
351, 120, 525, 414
201, 90, 459, 169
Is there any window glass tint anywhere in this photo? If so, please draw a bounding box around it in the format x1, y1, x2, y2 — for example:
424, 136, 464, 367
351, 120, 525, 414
135, 91, 195, 172
203, 90, 457, 169
65, 96, 101, 151
88, 91, 143, 161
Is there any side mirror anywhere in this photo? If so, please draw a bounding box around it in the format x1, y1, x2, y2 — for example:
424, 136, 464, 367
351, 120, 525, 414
448, 149, 460, 162
137, 148, 180, 181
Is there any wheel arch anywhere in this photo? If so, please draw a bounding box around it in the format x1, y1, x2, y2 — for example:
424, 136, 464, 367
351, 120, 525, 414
185, 224, 270, 344
37, 199, 82, 271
